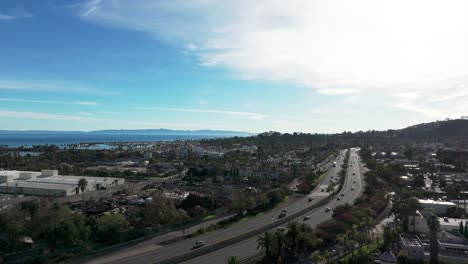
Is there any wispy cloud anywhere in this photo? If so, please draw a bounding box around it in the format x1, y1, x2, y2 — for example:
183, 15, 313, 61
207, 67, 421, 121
317, 89, 360, 96
78, 0, 468, 119
0, 98, 97, 106
0, 109, 224, 130
76, 112, 94, 116
0, 97, 266, 120
0, 8, 32, 20
0, 80, 118, 96
126, 106, 266, 120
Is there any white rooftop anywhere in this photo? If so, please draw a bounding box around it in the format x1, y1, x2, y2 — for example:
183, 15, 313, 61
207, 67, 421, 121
419, 199, 456, 206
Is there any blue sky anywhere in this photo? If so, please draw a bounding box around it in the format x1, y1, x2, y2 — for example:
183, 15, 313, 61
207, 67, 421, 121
1, 0, 468, 133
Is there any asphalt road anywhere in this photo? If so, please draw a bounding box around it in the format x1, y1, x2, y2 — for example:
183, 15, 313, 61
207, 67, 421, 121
181, 148, 364, 264
93, 150, 348, 264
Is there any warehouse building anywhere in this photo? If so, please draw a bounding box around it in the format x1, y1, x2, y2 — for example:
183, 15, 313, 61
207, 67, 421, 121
0, 169, 124, 197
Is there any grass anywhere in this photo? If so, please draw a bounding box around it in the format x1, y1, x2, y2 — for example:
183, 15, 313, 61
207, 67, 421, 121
203, 214, 216, 221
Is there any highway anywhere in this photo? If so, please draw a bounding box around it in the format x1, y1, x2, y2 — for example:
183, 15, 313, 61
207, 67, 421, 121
82, 150, 349, 264
181, 148, 364, 264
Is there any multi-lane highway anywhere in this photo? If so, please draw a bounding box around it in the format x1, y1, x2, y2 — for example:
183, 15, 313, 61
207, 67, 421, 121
182, 148, 364, 264
83, 149, 357, 264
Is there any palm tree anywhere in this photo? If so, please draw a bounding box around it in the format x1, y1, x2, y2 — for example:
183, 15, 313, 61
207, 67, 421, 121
408, 197, 420, 233
227, 256, 240, 264
298, 222, 313, 234
273, 229, 285, 259
286, 221, 300, 250
427, 214, 440, 264
257, 231, 273, 261
364, 217, 376, 241
78, 178, 88, 214
336, 234, 347, 256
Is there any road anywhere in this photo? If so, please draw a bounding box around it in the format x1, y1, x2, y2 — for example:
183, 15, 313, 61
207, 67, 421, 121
82, 150, 347, 264
181, 148, 364, 264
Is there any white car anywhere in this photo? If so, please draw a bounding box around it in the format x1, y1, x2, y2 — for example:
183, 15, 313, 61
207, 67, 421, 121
192, 241, 205, 249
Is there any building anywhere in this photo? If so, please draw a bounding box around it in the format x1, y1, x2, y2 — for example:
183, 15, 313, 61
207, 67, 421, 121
418, 199, 456, 214
0, 169, 124, 197
408, 211, 466, 233
379, 249, 397, 264
399, 234, 425, 260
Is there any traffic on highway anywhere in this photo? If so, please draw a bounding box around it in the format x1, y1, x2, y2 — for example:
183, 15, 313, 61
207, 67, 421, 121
84, 149, 363, 264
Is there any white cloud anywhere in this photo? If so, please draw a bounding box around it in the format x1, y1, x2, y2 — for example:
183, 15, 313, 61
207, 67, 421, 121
317, 89, 360, 96
0, 97, 265, 121
0, 109, 220, 130
0, 80, 117, 95
0, 9, 32, 20
0, 98, 97, 106
76, 112, 94, 116
79, 0, 468, 120
127, 106, 266, 120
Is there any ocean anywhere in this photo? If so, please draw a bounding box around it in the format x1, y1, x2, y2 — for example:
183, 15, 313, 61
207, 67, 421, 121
0, 133, 229, 148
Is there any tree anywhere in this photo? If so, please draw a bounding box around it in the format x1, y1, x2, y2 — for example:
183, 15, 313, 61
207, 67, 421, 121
336, 234, 347, 257
310, 250, 321, 264
78, 178, 88, 214
257, 231, 273, 261
286, 221, 299, 250
363, 217, 376, 241
227, 256, 240, 264
407, 197, 420, 233
20, 200, 39, 221
397, 250, 409, 264
96, 214, 126, 243
465, 221, 468, 238
39, 218, 90, 251
273, 229, 285, 259
426, 214, 440, 264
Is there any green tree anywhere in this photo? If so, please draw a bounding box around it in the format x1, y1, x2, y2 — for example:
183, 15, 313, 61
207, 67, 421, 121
397, 250, 409, 264
20, 200, 39, 221
286, 221, 299, 250
273, 229, 285, 259
464, 221, 468, 238
96, 214, 126, 243
426, 214, 440, 264
257, 231, 273, 261
309, 250, 321, 264
227, 256, 239, 264
78, 178, 88, 214
39, 218, 90, 251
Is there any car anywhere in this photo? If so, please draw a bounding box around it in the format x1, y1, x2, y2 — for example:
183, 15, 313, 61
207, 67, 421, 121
277, 227, 286, 232
321, 188, 325, 192
282, 209, 288, 213
192, 241, 205, 249
303, 216, 310, 221
278, 212, 287, 218
353, 172, 355, 175
325, 207, 331, 212
353, 180, 356, 183
308, 197, 314, 202
337, 197, 341, 201
351, 187, 355, 191
341, 193, 345, 197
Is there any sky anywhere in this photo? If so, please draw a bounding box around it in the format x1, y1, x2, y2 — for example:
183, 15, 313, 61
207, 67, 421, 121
1, 0, 468, 133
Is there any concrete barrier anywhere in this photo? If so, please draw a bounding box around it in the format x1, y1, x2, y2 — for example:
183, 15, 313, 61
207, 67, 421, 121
157, 193, 337, 264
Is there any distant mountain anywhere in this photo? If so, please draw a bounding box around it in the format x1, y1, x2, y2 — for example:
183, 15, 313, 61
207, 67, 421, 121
0, 129, 253, 136
393, 118, 468, 139
91, 129, 253, 136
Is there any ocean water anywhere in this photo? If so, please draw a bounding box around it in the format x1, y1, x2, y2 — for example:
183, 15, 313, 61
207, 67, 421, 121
0, 133, 228, 148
